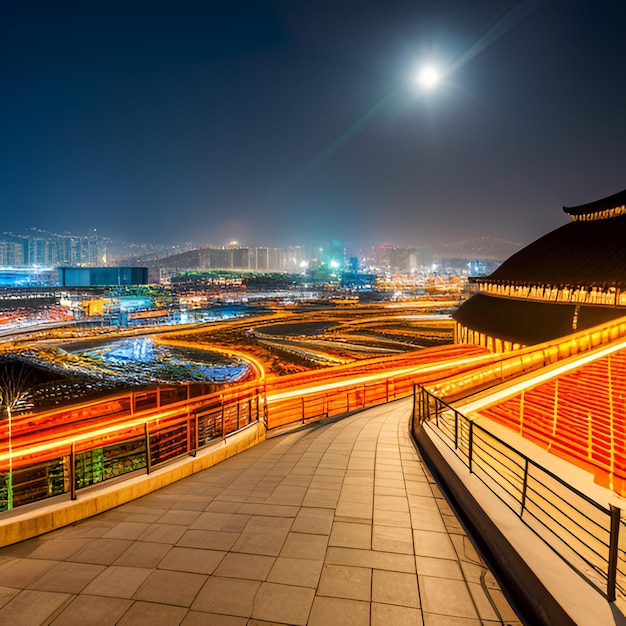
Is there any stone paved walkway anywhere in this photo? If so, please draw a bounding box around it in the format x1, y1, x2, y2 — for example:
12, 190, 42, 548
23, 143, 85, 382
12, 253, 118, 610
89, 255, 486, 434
0, 399, 522, 625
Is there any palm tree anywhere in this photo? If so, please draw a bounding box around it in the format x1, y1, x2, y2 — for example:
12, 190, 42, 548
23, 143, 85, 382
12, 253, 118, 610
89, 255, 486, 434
0, 362, 31, 510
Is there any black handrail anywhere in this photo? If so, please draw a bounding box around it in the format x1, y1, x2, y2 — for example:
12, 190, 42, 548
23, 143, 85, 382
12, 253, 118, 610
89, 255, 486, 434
412, 384, 623, 602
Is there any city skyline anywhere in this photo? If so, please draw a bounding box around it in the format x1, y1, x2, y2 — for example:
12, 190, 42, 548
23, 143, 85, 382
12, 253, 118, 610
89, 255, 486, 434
3, 1, 625, 249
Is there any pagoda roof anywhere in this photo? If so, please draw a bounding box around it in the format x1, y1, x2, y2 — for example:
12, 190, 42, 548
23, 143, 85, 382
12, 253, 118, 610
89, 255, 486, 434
563, 189, 626, 217
453, 293, 626, 345
485, 213, 626, 286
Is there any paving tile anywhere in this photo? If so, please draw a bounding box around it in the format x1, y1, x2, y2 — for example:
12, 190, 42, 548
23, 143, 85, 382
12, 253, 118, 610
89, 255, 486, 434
114, 541, 171, 568
375, 485, 407, 497
372, 602, 423, 626
134, 569, 207, 607
326, 546, 416, 573
467, 581, 500, 621
372, 524, 414, 554
343, 475, 374, 486
0, 558, 58, 588
15, 537, 90, 561
252, 582, 315, 625
49, 594, 131, 626
138, 523, 187, 544
231, 531, 287, 556
104, 521, 152, 540
339, 485, 374, 504
117, 600, 188, 625
203, 500, 242, 514
0, 589, 72, 626
375, 494, 410, 512
280, 532, 328, 560
415, 555, 464, 580
266, 485, 307, 505
244, 515, 293, 534
317, 563, 371, 601
307, 596, 370, 626
29, 561, 105, 593
329, 521, 371, 549
222, 514, 251, 532
302, 488, 341, 508
175, 495, 213, 511
82, 565, 151, 598
157, 510, 202, 526
177, 529, 240, 551
423, 614, 482, 626
214, 552, 274, 580
335, 500, 372, 520
158, 547, 226, 574
190, 511, 233, 531
267, 556, 324, 588
182, 610, 247, 625
192, 576, 261, 617
374, 508, 412, 527
372, 569, 420, 607
291, 507, 334, 535
237, 503, 299, 517
413, 530, 457, 560
419, 575, 478, 620
68, 538, 134, 565
411, 509, 447, 532
0, 586, 19, 608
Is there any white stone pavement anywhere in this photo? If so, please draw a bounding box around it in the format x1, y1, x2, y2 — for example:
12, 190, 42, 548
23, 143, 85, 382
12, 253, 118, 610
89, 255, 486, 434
0, 398, 521, 625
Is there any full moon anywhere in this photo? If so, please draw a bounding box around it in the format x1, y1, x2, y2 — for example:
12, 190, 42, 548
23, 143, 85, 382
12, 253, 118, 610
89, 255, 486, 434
416, 65, 441, 90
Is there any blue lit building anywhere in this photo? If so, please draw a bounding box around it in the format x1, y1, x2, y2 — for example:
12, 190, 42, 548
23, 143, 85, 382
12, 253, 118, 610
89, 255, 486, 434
59, 267, 148, 287
0, 266, 58, 287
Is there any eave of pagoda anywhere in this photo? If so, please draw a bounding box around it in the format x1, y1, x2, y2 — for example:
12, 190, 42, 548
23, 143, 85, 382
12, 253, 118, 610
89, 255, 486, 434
468, 277, 626, 308
568, 204, 626, 222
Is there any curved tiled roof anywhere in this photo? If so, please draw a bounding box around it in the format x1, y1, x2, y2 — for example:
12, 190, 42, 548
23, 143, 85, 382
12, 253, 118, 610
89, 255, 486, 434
453, 293, 625, 345
486, 213, 626, 287
563, 189, 626, 217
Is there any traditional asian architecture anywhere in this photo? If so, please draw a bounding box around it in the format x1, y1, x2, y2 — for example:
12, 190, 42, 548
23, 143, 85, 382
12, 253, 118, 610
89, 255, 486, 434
453, 189, 626, 351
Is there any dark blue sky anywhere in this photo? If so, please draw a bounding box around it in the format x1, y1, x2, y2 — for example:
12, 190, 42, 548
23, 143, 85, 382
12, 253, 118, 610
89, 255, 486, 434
2, 0, 625, 248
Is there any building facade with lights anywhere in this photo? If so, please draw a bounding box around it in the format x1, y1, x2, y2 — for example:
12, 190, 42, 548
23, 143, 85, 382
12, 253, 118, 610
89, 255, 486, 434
453, 190, 626, 351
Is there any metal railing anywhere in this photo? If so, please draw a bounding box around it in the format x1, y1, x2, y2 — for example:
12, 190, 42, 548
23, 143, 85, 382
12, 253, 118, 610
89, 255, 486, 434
412, 384, 625, 602
0, 381, 262, 513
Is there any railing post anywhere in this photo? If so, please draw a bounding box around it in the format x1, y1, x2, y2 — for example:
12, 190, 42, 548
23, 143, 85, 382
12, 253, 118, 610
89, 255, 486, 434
607, 505, 621, 601
301, 397, 305, 424
70, 441, 77, 501
221, 396, 226, 440
468, 420, 474, 473
144, 422, 151, 474
520, 458, 529, 516
454, 410, 459, 449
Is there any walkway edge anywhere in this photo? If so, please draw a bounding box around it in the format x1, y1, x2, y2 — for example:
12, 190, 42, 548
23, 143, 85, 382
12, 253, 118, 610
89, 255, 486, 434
414, 421, 620, 626
0, 421, 265, 548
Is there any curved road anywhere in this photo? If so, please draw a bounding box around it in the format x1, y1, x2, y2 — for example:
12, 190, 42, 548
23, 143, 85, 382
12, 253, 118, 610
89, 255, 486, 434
0, 399, 521, 625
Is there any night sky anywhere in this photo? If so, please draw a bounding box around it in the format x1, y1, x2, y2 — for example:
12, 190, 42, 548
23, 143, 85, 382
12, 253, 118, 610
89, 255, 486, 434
2, 0, 625, 249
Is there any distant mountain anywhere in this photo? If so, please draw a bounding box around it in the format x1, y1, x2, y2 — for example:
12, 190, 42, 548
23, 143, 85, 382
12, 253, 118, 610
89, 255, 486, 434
429, 237, 522, 261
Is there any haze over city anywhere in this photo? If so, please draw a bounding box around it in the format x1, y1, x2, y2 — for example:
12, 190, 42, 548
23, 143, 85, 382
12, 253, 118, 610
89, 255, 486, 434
2, 0, 625, 249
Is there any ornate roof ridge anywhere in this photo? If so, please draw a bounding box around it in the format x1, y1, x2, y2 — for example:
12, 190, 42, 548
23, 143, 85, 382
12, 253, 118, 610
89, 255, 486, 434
563, 189, 626, 221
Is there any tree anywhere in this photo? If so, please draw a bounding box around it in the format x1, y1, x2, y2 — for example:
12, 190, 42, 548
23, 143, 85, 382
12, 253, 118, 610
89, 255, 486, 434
0, 362, 31, 510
